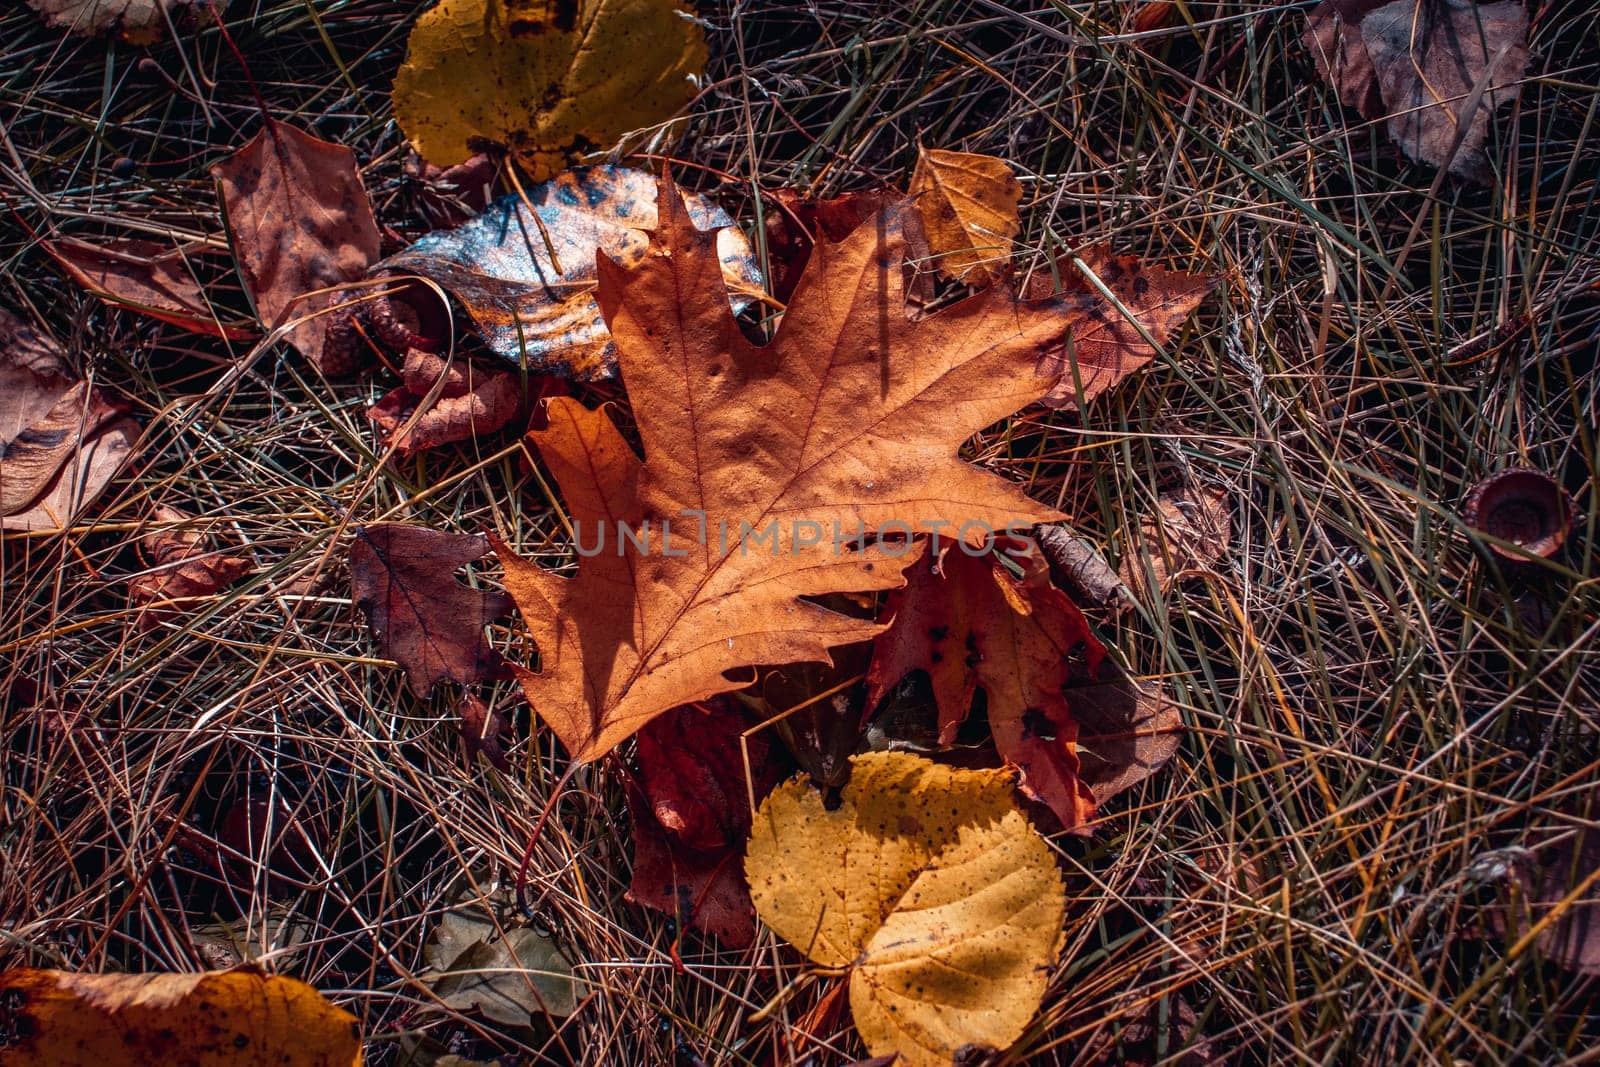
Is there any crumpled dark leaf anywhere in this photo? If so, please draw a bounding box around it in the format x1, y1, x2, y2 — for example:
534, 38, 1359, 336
624, 700, 781, 946
1304, 0, 1530, 179
130, 505, 253, 630
1, 307, 136, 532
366, 349, 526, 456
349, 524, 514, 697
43, 236, 256, 340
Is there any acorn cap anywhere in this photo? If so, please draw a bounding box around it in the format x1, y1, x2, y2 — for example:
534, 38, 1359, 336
1463, 466, 1575, 562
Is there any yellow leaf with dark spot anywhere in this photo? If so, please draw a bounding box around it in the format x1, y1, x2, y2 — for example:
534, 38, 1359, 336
746, 752, 1066, 1067
393, 0, 708, 176
908, 148, 1022, 285
0, 968, 361, 1065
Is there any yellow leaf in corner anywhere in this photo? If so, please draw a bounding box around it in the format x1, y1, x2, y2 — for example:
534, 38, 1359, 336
0, 968, 362, 1066
908, 147, 1022, 285
392, 0, 709, 176
746, 751, 1066, 1067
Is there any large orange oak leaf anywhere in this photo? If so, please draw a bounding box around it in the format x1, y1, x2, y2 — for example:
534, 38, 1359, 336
866, 540, 1108, 828
496, 178, 1090, 762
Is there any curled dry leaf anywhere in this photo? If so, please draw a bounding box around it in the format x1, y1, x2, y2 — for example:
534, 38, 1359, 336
212, 120, 381, 372
495, 176, 1090, 762
43, 237, 257, 340
1066, 662, 1182, 804
1033, 523, 1132, 613
0, 308, 136, 532
377, 166, 763, 379
1120, 486, 1231, 601
746, 751, 1066, 1067
866, 541, 1102, 827
908, 148, 1022, 285
392, 0, 707, 176
349, 525, 514, 697
1023, 244, 1215, 411
0, 968, 361, 1066
1304, 0, 1530, 179
23, 0, 207, 42
624, 700, 781, 946
366, 350, 525, 456
130, 505, 253, 631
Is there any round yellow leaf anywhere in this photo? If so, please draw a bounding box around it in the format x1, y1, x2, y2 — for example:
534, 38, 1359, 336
392, 0, 709, 175
746, 751, 1066, 1067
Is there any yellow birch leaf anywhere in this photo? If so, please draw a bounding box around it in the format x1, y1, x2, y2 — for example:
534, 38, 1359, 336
746, 751, 1066, 1067
0, 968, 361, 1065
392, 0, 708, 176
908, 147, 1022, 285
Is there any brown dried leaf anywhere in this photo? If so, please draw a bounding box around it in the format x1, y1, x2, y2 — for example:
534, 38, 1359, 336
1, 309, 136, 532
1077, 985, 1213, 1067
1364, 0, 1529, 178
349, 525, 514, 697
0, 968, 360, 1065
1132, 0, 1178, 34
212, 120, 381, 371
42, 237, 256, 340
764, 187, 897, 304
496, 178, 1089, 762
908, 148, 1022, 285
23, 0, 206, 42
404, 151, 497, 230
130, 505, 253, 630
1305, 0, 1530, 179
1025, 244, 1215, 411
1485, 812, 1600, 975
1120, 486, 1231, 600
366, 350, 525, 456
624, 700, 781, 946
1067, 662, 1183, 804
1033, 523, 1131, 612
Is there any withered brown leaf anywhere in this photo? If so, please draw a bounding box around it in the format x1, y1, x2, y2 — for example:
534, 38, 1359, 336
350, 524, 513, 697
212, 120, 381, 371
865, 541, 1105, 827
1, 308, 136, 532
366, 350, 526, 456
624, 700, 781, 946
1024, 244, 1214, 411
43, 237, 256, 340
1120, 485, 1231, 601
1305, 0, 1530, 179
130, 505, 253, 630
